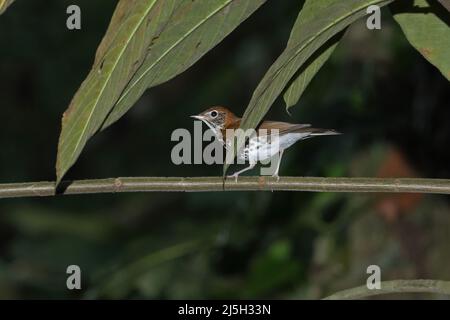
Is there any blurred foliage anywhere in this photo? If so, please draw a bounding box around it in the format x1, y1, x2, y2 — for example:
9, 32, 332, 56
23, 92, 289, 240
0, 0, 449, 299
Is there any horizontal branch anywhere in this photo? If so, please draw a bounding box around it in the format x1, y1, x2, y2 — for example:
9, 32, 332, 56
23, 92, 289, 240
0, 176, 450, 199
323, 279, 450, 299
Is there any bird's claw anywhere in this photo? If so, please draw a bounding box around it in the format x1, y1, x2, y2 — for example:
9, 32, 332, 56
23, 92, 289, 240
272, 174, 280, 182
228, 174, 239, 183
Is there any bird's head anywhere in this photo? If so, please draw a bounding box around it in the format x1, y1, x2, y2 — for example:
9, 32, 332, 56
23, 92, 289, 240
191, 106, 238, 130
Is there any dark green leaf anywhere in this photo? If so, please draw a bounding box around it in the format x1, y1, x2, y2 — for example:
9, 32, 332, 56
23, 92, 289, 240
224, 0, 393, 175
100, 0, 266, 130
392, 0, 450, 81
57, 0, 176, 183
283, 0, 344, 110
284, 44, 338, 110
56, 0, 266, 184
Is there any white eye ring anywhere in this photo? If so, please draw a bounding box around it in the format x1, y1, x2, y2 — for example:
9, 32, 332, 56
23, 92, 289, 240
210, 110, 218, 118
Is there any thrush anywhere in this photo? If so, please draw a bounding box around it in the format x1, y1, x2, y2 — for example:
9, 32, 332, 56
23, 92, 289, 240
191, 106, 340, 181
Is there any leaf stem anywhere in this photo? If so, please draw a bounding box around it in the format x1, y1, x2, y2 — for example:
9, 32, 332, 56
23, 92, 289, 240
0, 177, 450, 199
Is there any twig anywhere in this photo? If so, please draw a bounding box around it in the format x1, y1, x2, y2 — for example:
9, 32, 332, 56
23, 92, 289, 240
0, 177, 450, 199
323, 279, 450, 299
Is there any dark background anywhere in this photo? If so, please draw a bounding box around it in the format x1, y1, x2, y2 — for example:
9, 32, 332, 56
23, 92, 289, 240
0, 0, 449, 299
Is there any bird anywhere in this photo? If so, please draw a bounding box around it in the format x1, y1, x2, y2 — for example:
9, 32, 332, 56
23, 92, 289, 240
191, 106, 340, 181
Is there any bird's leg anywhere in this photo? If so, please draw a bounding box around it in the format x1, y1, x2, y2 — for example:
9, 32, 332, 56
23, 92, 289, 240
228, 163, 256, 182
272, 149, 284, 181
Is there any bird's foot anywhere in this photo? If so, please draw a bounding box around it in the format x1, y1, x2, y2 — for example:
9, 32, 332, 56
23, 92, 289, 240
228, 173, 240, 183
271, 174, 280, 182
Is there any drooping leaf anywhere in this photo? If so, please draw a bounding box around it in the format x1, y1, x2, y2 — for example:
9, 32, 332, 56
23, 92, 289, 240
0, 0, 15, 15
56, 0, 266, 184
392, 0, 450, 81
224, 0, 392, 175
283, 43, 339, 110
100, 0, 267, 130
283, 0, 344, 110
243, 0, 393, 132
56, 0, 177, 183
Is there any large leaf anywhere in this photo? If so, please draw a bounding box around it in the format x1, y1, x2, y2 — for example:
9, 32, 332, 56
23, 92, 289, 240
284, 1, 343, 110
100, 0, 266, 130
56, 0, 266, 183
0, 0, 15, 15
392, 0, 450, 81
224, 0, 393, 175
56, 0, 176, 183
284, 43, 339, 110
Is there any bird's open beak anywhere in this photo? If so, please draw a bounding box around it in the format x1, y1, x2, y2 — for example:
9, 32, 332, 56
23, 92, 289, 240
190, 115, 204, 120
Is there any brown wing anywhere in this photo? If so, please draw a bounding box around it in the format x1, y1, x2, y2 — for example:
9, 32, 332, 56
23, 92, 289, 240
259, 121, 311, 135
221, 120, 313, 141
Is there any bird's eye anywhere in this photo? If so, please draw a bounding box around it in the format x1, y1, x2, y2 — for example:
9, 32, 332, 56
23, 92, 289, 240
210, 110, 218, 118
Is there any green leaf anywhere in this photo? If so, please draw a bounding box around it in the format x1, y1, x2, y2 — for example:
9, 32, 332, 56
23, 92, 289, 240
283, 0, 345, 110
224, 0, 392, 175
0, 0, 15, 15
392, 0, 450, 81
56, 0, 176, 183
56, 0, 266, 184
100, 0, 266, 130
283, 43, 339, 110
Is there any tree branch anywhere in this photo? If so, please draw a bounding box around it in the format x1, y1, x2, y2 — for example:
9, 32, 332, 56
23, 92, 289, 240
323, 279, 450, 299
0, 177, 450, 199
